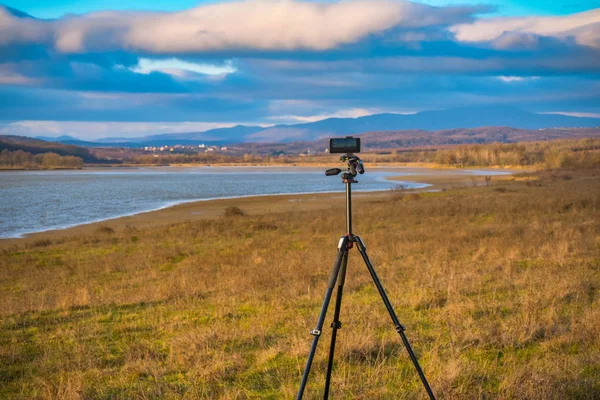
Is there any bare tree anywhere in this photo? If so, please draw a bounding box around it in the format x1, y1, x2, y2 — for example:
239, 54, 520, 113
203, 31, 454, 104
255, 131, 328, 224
391, 183, 408, 200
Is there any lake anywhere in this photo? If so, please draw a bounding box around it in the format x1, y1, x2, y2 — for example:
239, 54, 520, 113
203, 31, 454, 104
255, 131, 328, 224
0, 166, 509, 238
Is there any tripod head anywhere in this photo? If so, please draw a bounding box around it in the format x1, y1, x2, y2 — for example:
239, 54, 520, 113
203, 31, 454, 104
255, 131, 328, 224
325, 154, 365, 183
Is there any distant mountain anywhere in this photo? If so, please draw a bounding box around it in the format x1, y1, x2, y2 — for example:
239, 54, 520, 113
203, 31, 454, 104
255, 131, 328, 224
144, 125, 265, 142
36, 135, 80, 142
91, 106, 600, 146
144, 126, 260, 143
237, 127, 600, 155
26, 107, 600, 148
244, 106, 600, 143
10, 126, 600, 159
85, 125, 266, 147
35, 135, 114, 148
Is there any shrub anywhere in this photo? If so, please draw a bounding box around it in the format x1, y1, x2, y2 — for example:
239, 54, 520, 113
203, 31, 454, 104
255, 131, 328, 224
224, 206, 245, 217
96, 226, 115, 234
390, 183, 408, 201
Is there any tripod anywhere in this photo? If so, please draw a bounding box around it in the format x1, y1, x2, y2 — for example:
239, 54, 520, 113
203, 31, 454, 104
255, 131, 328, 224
297, 154, 436, 400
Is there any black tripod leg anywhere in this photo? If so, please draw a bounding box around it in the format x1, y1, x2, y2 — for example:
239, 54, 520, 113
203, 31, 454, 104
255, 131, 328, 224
355, 236, 436, 400
297, 236, 350, 400
323, 250, 349, 400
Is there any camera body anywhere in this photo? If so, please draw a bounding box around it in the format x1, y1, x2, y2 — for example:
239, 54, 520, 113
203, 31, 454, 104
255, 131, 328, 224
329, 136, 360, 154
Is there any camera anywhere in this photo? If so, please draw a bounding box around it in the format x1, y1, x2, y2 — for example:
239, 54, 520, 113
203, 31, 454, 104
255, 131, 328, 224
325, 137, 364, 180
329, 136, 361, 154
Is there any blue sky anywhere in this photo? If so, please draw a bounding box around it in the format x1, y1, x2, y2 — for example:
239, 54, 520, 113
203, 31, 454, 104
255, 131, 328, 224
11, 0, 600, 18
1, 0, 599, 138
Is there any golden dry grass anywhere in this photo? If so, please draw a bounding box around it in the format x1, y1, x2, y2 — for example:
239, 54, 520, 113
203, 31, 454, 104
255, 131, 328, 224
1, 167, 599, 399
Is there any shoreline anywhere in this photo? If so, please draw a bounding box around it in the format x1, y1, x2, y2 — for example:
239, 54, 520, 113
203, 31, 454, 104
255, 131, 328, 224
0, 167, 517, 247
0, 191, 363, 247
1, 186, 428, 241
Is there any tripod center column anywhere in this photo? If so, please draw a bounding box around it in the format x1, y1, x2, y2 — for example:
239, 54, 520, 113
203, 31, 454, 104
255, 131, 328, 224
346, 182, 352, 235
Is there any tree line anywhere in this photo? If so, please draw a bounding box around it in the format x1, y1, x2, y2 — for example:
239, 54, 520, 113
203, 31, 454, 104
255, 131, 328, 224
0, 136, 99, 162
386, 138, 600, 168
0, 149, 84, 169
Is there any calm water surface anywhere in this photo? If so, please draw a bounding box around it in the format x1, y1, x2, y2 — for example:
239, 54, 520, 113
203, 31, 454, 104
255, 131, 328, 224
0, 166, 508, 238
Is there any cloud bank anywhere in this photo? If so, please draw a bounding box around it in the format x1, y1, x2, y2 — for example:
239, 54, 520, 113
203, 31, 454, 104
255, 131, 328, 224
0, 0, 486, 53
2, 1, 599, 55
452, 9, 600, 49
0, 1, 599, 138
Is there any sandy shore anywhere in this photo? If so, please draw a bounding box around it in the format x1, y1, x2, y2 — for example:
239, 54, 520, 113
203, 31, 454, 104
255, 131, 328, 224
0, 167, 516, 247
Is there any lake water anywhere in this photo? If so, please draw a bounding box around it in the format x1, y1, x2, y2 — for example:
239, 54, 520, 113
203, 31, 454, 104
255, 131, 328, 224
0, 167, 508, 238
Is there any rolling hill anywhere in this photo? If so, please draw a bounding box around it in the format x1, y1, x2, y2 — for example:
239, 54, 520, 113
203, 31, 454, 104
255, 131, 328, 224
0, 135, 104, 163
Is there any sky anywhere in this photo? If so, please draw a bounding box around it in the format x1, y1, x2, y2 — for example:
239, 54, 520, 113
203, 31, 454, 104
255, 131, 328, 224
1, 0, 599, 139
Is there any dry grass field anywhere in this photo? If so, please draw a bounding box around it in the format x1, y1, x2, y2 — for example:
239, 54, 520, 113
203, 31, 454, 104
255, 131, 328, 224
1, 167, 599, 399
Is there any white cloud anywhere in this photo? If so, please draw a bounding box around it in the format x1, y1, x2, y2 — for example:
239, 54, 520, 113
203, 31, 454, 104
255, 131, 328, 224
0, 72, 37, 85
0, 7, 50, 45
451, 8, 600, 48
540, 111, 600, 118
269, 108, 378, 123
131, 58, 237, 77
0, 121, 264, 139
267, 107, 418, 123
497, 76, 540, 82
1, 0, 481, 53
